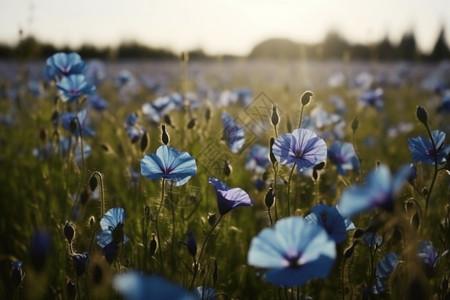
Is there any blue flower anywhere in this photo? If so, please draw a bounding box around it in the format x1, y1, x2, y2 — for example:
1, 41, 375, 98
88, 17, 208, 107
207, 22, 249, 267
371, 253, 400, 294
97, 208, 129, 262
338, 164, 410, 218
56, 74, 95, 103
44, 52, 87, 80
195, 286, 217, 300
359, 88, 384, 111
408, 130, 450, 165
272, 128, 327, 172
305, 204, 355, 244
222, 112, 245, 153
61, 109, 95, 137
141, 145, 197, 186
88, 94, 108, 111
208, 177, 253, 215
438, 91, 450, 114
417, 240, 448, 277
141, 94, 181, 124
247, 216, 336, 287
73, 252, 89, 277
124, 113, 144, 143
113, 271, 195, 300
11, 260, 25, 287
327, 141, 359, 175
245, 145, 271, 173
29, 229, 52, 271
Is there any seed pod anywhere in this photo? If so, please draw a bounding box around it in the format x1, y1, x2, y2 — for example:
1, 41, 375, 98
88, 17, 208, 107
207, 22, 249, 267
89, 174, 98, 192
271, 105, 279, 127
223, 160, 232, 176
205, 106, 211, 122
149, 234, 157, 256
163, 115, 173, 127
300, 91, 313, 106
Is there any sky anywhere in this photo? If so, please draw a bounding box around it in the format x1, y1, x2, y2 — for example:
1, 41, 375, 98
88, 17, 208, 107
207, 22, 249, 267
0, 0, 449, 56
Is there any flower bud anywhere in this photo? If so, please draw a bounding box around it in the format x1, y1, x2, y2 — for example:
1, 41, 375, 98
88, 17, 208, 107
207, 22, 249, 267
186, 231, 197, 258
351, 117, 359, 132
140, 131, 149, 152
187, 118, 196, 129
67, 280, 77, 300
205, 106, 211, 122
89, 174, 98, 192
163, 115, 173, 127
264, 188, 275, 208
161, 124, 170, 145
416, 106, 428, 126
64, 221, 75, 243
73, 252, 89, 277
223, 160, 232, 176
300, 91, 313, 106
271, 105, 279, 127
149, 234, 157, 256
208, 213, 216, 227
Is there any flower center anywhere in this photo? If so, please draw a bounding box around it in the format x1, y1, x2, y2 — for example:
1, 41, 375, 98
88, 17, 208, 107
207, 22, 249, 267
284, 248, 302, 268
295, 151, 302, 157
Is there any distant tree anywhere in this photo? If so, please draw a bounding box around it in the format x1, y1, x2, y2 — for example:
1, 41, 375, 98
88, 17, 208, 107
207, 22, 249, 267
15, 36, 41, 59
376, 36, 397, 61
322, 31, 349, 59
0, 43, 13, 58
248, 38, 301, 59
398, 32, 417, 61
428, 27, 450, 61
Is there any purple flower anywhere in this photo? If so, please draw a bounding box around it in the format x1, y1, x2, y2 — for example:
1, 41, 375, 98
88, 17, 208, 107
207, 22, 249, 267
245, 145, 271, 173
417, 240, 448, 277
272, 128, 327, 172
56, 74, 95, 103
247, 216, 336, 287
371, 253, 400, 294
338, 164, 410, 218
61, 109, 95, 137
141, 145, 197, 186
222, 112, 245, 153
88, 94, 108, 111
359, 88, 384, 111
208, 177, 253, 215
44, 52, 87, 80
408, 130, 450, 165
327, 141, 359, 175
305, 204, 355, 244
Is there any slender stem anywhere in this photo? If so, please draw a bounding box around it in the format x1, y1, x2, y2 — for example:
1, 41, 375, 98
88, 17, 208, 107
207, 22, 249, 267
298, 105, 305, 128
273, 163, 279, 222
91, 171, 105, 218
273, 124, 278, 139
169, 182, 176, 275
287, 163, 297, 216
424, 125, 439, 215
352, 131, 362, 183
73, 117, 85, 180
267, 207, 273, 226
155, 179, 166, 271
341, 259, 346, 300
190, 215, 223, 289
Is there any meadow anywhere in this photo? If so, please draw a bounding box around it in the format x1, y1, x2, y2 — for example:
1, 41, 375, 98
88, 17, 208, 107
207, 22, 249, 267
0, 54, 449, 300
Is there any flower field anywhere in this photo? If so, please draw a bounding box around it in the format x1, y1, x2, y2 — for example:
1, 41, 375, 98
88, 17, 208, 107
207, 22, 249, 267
0, 54, 449, 299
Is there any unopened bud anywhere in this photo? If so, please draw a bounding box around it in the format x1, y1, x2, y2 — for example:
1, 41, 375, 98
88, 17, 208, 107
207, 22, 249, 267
186, 231, 197, 258
271, 105, 279, 127
205, 106, 211, 122
140, 131, 149, 152
416, 106, 428, 126
264, 188, 275, 208
89, 174, 98, 192
64, 221, 75, 243
208, 213, 216, 227
161, 124, 170, 145
300, 91, 313, 106
351, 117, 359, 132
149, 234, 157, 256
187, 118, 196, 129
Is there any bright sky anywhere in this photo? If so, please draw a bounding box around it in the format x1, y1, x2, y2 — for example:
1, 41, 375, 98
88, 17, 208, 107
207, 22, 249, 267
1, 0, 449, 55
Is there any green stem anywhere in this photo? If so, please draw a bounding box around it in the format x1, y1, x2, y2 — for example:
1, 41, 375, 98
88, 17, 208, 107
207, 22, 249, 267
267, 207, 273, 226
424, 125, 439, 216
352, 130, 362, 183
155, 178, 166, 271
287, 163, 297, 216
273, 163, 279, 222
190, 214, 223, 289
91, 171, 106, 218
298, 105, 305, 128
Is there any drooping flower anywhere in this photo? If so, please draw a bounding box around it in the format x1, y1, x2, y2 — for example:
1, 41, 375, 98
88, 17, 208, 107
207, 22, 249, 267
73, 252, 89, 277
88, 94, 109, 111
124, 113, 144, 143
56, 74, 95, 103
305, 204, 355, 244
97, 208, 129, 263
408, 130, 450, 165
222, 112, 245, 153
61, 109, 95, 137
208, 177, 253, 215
113, 271, 195, 300
272, 128, 327, 173
371, 253, 400, 294
141, 145, 197, 186
247, 216, 336, 287
327, 141, 359, 175
245, 145, 271, 173
417, 240, 448, 277
44, 52, 87, 80
338, 164, 410, 218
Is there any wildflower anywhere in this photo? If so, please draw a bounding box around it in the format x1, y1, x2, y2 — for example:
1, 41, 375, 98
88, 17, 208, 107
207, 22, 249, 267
195, 286, 217, 300
142, 93, 181, 124
185, 231, 197, 258
327, 141, 359, 175
85, 60, 106, 85
371, 253, 400, 294
247, 216, 336, 287
124, 113, 144, 143
359, 88, 384, 111
97, 208, 129, 263
245, 145, 271, 173
222, 112, 245, 153
11, 261, 25, 287
29, 229, 52, 271
88, 94, 108, 111
56, 74, 95, 103
73, 252, 89, 277
61, 109, 95, 137
338, 164, 410, 218
113, 271, 195, 300
417, 241, 448, 277
208, 177, 253, 215
272, 128, 327, 173
305, 204, 355, 244
44, 52, 87, 80
408, 130, 450, 165
141, 145, 197, 186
